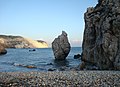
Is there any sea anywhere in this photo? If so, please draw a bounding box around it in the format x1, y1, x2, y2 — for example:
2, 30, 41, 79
0, 47, 82, 72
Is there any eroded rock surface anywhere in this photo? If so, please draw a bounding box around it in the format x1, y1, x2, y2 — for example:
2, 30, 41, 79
81, 0, 120, 70
52, 31, 71, 60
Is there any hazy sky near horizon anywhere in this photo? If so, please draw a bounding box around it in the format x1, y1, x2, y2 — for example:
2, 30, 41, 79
0, 0, 97, 47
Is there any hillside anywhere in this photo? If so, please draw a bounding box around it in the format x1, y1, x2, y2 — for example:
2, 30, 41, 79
0, 35, 48, 48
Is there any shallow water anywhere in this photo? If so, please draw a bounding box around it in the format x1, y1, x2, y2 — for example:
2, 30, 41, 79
0, 47, 82, 72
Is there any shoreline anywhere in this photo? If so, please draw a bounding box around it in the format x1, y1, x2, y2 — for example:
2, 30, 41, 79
0, 71, 120, 86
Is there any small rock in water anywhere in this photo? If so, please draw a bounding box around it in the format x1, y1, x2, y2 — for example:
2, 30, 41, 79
48, 68, 56, 71
47, 63, 53, 65
13, 63, 37, 69
0, 44, 7, 55
25, 65, 37, 68
29, 49, 36, 52
0, 50, 7, 55
74, 54, 81, 59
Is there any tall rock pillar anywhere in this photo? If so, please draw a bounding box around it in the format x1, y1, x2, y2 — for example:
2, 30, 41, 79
52, 31, 71, 60
81, 0, 120, 70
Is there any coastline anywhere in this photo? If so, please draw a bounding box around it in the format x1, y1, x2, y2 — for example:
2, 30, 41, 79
0, 71, 120, 86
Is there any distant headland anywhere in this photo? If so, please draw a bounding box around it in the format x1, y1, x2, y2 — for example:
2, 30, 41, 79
0, 35, 48, 48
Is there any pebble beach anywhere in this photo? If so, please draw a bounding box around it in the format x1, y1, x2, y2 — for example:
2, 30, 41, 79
0, 71, 120, 87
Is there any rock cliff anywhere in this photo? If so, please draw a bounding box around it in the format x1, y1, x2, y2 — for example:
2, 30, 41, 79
0, 35, 48, 48
81, 0, 120, 70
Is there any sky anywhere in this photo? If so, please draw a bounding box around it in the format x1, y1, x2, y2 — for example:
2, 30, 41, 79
0, 0, 98, 47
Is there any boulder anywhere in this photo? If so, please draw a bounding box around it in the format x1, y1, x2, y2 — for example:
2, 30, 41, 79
0, 44, 7, 55
81, 0, 120, 70
52, 31, 71, 60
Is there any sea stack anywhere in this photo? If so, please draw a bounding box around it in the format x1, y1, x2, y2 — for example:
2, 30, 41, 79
0, 44, 7, 55
81, 0, 120, 70
52, 31, 71, 60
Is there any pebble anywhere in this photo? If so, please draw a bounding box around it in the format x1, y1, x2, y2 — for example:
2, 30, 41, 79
0, 71, 120, 87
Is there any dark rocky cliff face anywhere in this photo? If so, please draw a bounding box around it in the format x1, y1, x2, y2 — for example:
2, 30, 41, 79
81, 0, 120, 70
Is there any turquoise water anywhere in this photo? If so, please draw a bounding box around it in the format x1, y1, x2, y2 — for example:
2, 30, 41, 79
0, 47, 82, 72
